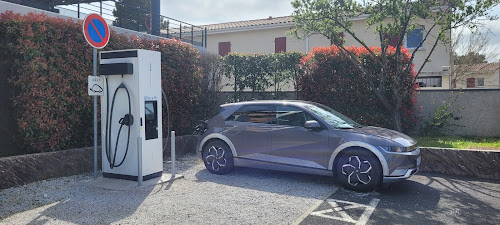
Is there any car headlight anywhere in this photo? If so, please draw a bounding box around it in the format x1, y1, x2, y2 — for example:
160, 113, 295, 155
380, 145, 416, 153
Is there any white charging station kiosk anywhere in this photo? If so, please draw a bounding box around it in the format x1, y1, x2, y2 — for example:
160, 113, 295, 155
99, 49, 163, 181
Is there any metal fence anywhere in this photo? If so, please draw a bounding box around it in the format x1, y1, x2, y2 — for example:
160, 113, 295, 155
4, 0, 207, 47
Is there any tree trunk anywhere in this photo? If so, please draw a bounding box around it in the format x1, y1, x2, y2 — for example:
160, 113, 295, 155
392, 110, 403, 132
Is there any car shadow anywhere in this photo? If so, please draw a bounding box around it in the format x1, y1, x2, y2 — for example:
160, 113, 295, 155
194, 166, 338, 199
369, 172, 500, 225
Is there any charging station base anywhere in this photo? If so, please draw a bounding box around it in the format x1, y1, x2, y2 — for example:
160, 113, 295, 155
91, 173, 184, 191
102, 171, 162, 181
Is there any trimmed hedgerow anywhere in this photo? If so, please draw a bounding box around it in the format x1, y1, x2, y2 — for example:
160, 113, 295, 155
298, 46, 417, 131
0, 11, 202, 154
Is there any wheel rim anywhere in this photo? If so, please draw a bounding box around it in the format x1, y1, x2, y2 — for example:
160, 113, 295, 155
205, 145, 227, 171
341, 156, 372, 186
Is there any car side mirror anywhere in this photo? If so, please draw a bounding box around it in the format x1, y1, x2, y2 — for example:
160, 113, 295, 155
304, 120, 321, 129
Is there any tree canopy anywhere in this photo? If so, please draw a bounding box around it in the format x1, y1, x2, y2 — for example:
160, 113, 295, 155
290, 0, 499, 131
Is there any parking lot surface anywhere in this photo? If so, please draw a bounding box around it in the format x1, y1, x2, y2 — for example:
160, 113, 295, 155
1, 153, 499, 225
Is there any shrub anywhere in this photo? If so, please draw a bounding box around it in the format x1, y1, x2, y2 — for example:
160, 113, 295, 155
222, 52, 304, 101
298, 46, 417, 131
0, 11, 203, 154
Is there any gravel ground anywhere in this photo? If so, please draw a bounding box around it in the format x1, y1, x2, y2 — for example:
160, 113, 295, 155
0, 153, 338, 224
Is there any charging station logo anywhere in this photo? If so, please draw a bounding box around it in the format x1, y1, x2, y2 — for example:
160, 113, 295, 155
83, 14, 110, 49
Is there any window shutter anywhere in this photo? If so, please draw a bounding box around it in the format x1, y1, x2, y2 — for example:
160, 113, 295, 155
331, 32, 344, 46
218, 42, 231, 56
467, 78, 476, 88
407, 28, 423, 49
383, 34, 399, 47
275, 37, 286, 53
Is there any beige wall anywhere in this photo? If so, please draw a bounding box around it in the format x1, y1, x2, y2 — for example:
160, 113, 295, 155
206, 18, 451, 77
454, 71, 500, 89
205, 17, 451, 91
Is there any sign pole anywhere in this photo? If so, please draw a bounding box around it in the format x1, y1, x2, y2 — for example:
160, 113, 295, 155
82, 13, 109, 180
93, 47, 98, 180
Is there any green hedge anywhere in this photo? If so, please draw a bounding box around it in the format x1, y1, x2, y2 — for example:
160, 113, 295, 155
223, 52, 304, 101
0, 11, 202, 154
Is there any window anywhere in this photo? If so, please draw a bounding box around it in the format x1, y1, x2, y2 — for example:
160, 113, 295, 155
226, 105, 275, 124
218, 41, 231, 56
406, 27, 424, 49
416, 76, 442, 87
276, 106, 315, 127
467, 78, 476, 88
275, 37, 286, 53
477, 78, 485, 87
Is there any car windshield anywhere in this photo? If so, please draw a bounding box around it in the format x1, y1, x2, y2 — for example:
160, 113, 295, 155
299, 102, 362, 129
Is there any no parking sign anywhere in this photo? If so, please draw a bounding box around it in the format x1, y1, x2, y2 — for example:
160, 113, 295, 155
82, 14, 110, 49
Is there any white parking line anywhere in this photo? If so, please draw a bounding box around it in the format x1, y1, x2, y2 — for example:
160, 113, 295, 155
292, 187, 339, 225
309, 198, 380, 225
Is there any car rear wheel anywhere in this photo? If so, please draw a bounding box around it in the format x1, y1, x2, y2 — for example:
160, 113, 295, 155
336, 149, 381, 192
202, 140, 234, 175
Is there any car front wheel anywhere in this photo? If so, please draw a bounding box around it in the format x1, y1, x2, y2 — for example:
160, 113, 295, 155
202, 140, 234, 175
336, 149, 381, 192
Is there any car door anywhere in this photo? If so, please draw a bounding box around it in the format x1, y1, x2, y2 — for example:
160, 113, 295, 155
222, 104, 275, 157
269, 105, 331, 169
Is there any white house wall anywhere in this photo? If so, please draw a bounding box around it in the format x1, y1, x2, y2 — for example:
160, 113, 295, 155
206, 17, 451, 91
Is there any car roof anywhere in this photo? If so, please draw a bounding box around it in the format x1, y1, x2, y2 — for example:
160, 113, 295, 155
220, 100, 314, 108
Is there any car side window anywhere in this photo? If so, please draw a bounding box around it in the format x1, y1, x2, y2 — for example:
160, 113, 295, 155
226, 105, 276, 124
276, 106, 315, 127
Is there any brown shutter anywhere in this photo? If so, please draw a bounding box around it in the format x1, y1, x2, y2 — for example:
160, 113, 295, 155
275, 37, 286, 53
383, 34, 399, 47
467, 78, 476, 88
218, 42, 231, 56
330, 32, 344, 46
338, 32, 344, 46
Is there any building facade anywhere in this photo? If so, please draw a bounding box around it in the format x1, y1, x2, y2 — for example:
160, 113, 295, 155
200, 16, 452, 90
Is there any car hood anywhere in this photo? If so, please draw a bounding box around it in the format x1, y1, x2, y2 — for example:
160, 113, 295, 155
348, 126, 416, 146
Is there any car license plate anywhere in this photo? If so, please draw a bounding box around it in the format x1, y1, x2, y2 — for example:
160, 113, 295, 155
416, 156, 421, 166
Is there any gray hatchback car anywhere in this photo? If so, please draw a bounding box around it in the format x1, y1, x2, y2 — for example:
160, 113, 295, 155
197, 100, 420, 192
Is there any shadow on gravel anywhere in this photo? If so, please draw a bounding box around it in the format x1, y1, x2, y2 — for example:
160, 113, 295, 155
370, 172, 500, 225
194, 166, 337, 198
22, 180, 156, 225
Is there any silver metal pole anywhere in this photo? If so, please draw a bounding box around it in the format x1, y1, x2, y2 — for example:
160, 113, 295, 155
138, 137, 143, 186
171, 131, 175, 177
93, 48, 97, 180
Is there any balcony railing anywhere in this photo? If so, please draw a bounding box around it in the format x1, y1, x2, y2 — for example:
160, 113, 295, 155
4, 0, 207, 47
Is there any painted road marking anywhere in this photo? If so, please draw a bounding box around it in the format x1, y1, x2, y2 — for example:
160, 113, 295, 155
310, 198, 380, 225
292, 187, 339, 225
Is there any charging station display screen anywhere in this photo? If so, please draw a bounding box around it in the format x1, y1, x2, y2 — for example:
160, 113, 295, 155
145, 101, 158, 140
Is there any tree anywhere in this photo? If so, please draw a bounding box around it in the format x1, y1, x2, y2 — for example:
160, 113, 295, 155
113, 0, 151, 32
290, 0, 499, 132
451, 27, 499, 87
454, 52, 487, 64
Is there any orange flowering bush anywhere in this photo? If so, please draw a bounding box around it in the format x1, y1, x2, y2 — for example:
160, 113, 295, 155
298, 46, 418, 131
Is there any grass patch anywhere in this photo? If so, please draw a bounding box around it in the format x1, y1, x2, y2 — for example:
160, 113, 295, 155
415, 136, 500, 149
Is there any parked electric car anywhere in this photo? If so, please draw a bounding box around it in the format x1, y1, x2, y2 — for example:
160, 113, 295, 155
196, 100, 420, 192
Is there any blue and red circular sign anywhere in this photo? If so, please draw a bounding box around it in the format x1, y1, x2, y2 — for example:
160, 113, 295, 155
145, 14, 152, 30
83, 14, 110, 49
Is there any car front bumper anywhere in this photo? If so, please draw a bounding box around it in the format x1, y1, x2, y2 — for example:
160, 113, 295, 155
382, 155, 421, 183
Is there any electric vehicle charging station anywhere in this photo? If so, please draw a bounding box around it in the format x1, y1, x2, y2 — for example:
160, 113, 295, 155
99, 49, 163, 181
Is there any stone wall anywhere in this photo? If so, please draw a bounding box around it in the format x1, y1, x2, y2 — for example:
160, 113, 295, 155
417, 89, 500, 137
419, 147, 500, 179
0, 147, 99, 190
0, 136, 197, 190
